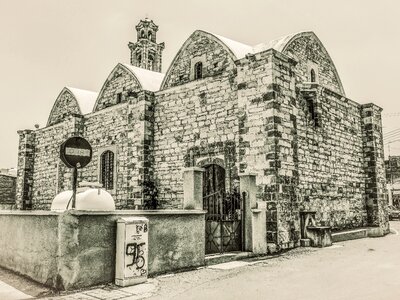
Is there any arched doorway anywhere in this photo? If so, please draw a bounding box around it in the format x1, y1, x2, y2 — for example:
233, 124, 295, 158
203, 164, 242, 254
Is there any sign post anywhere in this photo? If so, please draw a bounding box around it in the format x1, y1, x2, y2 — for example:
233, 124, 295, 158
60, 136, 92, 209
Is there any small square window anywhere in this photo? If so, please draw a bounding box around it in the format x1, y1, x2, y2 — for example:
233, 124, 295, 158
116, 92, 122, 104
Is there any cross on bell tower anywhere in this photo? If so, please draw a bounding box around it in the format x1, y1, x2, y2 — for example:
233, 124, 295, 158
128, 18, 164, 72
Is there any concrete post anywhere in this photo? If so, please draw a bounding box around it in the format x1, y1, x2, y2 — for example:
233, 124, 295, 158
240, 173, 266, 253
251, 201, 268, 254
388, 185, 393, 207
16, 130, 36, 210
361, 103, 389, 234
183, 167, 204, 210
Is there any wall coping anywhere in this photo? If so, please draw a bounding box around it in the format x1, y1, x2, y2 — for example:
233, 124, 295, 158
0, 209, 206, 216
0, 173, 17, 178
239, 172, 258, 177
69, 209, 207, 216
183, 167, 205, 172
0, 210, 61, 216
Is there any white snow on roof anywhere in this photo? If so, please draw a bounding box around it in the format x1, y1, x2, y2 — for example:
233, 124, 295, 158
210, 32, 254, 59
122, 64, 165, 92
253, 31, 312, 53
204, 30, 313, 58
66, 87, 98, 115
200, 30, 312, 60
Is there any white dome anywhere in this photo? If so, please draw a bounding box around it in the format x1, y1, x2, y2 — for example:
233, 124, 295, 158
51, 187, 116, 211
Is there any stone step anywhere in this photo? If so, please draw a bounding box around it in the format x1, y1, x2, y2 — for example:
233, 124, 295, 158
205, 251, 255, 266
332, 229, 367, 243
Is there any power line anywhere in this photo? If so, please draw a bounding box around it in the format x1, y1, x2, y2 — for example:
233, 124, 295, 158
384, 128, 400, 138
384, 135, 400, 143
383, 112, 400, 117
384, 127, 400, 135
385, 139, 400, 145
384, 136, 400, 142
383, 131, 400, 140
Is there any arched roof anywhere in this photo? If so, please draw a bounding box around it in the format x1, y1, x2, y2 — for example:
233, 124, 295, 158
160, 30, 253, 90
267, 31, 346, 95
47, 87, 98, 126
93, 63, 165, 111
209, 31, 253, 60
67, 87, 98, 114
121, 64, 165, 91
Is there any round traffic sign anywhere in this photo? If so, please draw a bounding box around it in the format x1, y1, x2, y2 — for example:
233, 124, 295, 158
60, 136, 92, 169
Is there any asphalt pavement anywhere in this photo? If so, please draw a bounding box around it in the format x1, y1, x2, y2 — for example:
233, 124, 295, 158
1, 222, 400, 300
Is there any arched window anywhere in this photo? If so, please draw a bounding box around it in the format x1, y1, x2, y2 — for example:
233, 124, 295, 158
148, 55, 154, 70
310, 69, 316, 82
148, 31, 152, 40
137, 54, 142, 65
100, 150, 114, 190
194, 62, 203, 80
141, 30, 145, 38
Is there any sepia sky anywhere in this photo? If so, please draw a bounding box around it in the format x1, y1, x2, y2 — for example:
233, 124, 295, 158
0, 0, 399, 168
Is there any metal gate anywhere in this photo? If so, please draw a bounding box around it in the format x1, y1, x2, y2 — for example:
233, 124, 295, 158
203, 164, 243, 254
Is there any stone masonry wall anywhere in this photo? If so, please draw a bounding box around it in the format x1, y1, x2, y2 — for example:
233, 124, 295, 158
29, 115, 84, 209
154, 32, 239, 208
295, 85, 367, 230
48, 90, 81, 126
16, 130, 36, 209
26, 100, 147, 210
0, 175, 16, 204
81, 104, 132, 208
235, 41, 379, 249
283, 34, 344, 95
80, 98, 151, 209
162, 31, 237, 89
277, 34, 371, 237
361, 103, 389, 231
22, 64, 149, 210
236, 49, 300, 249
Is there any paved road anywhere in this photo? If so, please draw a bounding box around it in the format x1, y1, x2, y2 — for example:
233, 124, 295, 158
149, 222, 400, 300
0, 280, 32, 300
1, 222, 400, 299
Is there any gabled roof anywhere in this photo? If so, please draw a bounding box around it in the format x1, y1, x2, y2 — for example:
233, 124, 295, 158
93, 63, 165, 112
66, 87, 98, 114
121, 64, 165, 92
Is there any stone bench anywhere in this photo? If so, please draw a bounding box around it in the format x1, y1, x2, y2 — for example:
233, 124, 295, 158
306, 226, 332, 247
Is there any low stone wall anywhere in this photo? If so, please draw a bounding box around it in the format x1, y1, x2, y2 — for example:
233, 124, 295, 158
0, 210, 205, 290
0, 211, 60, 286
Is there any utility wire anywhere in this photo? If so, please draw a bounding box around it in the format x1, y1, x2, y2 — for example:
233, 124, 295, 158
385, 139, 400, 145
384, 127, 400, 135
384, 132, 400, 139
384, 129, 400, 138
384, 135, 400, 141
384, 135, 400, 142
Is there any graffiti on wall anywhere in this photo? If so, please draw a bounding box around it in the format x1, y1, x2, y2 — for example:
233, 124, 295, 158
124, 221, 148, 278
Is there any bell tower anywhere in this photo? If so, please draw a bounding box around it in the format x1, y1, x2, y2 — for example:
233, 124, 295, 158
128, 18, 165, 72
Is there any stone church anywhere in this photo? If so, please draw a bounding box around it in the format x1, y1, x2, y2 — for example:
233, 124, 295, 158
16, 18, 388, 250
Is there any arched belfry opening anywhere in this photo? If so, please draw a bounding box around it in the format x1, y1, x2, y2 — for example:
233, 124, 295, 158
128, 18, 165, 72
